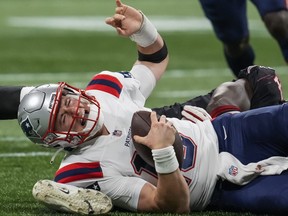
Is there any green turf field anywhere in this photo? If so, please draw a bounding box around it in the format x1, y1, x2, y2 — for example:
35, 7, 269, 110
0, 0, 285, 215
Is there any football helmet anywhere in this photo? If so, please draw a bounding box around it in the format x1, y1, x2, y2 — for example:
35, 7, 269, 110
18, 82, 104, 149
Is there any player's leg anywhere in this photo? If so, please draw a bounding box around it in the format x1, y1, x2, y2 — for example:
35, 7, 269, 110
153, 65, 285, 119
238, 65, 285, 109
212, 103, 288, 164
206, 79, 252, 118
152, 91, 213, 119
198, 0, 254, 76
152, 79, 251, 119
207, 65, 285, 118
209, 171, 288, 214
210, 104, 288, 214
253, 0, 288, 64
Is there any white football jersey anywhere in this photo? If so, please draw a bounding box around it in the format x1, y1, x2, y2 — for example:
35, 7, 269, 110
54, 65, 219, 211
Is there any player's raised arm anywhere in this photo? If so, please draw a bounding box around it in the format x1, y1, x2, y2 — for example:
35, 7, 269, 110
105, 0, 168, 81
0, 86, 34, 120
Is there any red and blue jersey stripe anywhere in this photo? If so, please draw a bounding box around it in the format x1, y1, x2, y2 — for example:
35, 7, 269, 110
54, 162, 103, 183
86, 74, 123, 98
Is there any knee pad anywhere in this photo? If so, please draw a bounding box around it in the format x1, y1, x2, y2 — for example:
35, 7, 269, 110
238, 65, 285, 109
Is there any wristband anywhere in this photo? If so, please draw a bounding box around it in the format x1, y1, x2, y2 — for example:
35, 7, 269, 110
129, 11, 158, 47
152, 146, 179, 174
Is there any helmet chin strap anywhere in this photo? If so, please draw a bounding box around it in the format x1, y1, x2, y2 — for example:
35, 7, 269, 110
50, 147, 64, 164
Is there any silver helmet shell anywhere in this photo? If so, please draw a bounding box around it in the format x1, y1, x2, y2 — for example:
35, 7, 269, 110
18, 84, 58, 145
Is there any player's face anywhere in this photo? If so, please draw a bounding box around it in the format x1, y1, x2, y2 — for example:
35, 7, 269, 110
55, 94, 90, 133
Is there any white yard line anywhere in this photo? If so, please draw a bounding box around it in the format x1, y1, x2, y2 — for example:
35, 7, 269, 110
0, 152, 53, 158
7, 16, 269, 36
0, 137, 29, 142
1, 67, 286, 82
5, 16, 217, 32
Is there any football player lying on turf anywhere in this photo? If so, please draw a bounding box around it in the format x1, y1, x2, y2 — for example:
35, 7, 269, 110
17, 0, 188, 214
1, 0, 287, 215
20, 66, 288, 216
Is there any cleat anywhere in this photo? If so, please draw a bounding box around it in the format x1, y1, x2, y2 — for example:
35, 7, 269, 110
32, 180, 113, 215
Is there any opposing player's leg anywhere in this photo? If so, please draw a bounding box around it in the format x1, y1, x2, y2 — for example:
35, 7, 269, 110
152, 91, 213, 119
153, 65, 284, 119
212, 103, 288, 164
223, 39, 255, 77
33, 180, 113, 215
210, 103, 288, 214
207, 65, 285, 118
209, 171, 288, 214
263, 10, 288, 64
206, 79, 252, 118
199, 0, 254, 76
253, 0, 288, 64
238, 65, 285, 109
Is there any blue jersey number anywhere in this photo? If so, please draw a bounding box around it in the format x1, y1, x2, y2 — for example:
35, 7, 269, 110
131, 133, 197, 181
180, 133, 197, 172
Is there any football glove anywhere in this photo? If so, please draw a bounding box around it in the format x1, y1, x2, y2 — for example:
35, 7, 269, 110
181, 105, 211, 123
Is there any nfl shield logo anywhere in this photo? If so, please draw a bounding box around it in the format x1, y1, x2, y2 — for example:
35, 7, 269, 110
228, 165, 238, 176
112, 130, 122, 136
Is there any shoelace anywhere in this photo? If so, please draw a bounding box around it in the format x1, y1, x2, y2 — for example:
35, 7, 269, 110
50, 148, 64, 164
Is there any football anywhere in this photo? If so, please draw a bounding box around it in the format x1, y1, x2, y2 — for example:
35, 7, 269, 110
131, 110, 183, 168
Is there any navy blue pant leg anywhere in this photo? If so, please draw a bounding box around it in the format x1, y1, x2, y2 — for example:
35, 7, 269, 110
210, 104, 288, 214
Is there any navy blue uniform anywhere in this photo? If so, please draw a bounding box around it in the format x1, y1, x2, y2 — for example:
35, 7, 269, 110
210, 103, 288, 214
199, 0, 288, 76
199, 0, 287, 43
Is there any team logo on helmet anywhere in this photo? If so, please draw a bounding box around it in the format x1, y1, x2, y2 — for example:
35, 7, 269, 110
20, 117, 41, 139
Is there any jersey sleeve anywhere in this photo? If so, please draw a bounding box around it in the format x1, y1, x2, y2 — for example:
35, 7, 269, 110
85, 69, 155, 104
130, 64, 156, 99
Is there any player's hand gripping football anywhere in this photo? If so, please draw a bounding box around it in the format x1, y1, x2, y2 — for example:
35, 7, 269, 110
133, 112, 176, 150
181, 105, 212, 123
105, 0, 143, 37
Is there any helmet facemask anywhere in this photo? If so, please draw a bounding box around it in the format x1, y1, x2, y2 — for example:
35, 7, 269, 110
42, 82, 104, 149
